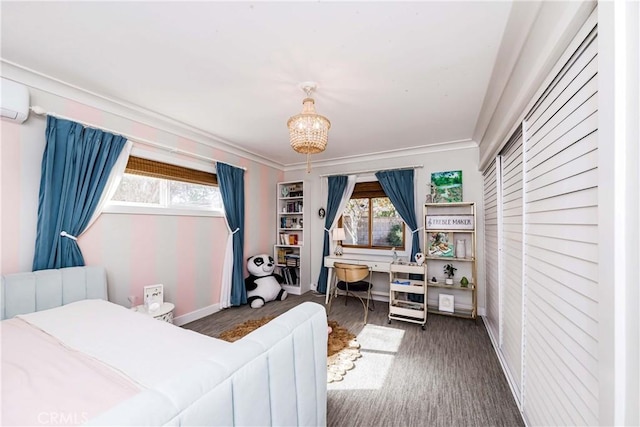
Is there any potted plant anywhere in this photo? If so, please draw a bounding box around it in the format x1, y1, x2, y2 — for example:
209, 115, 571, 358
443, 263, 457, 285
460, 276, 469, 288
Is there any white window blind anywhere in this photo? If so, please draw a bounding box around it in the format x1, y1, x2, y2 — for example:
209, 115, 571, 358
522, 26, 599, 426
499, 128, 525, 401
483, 159, 501, 344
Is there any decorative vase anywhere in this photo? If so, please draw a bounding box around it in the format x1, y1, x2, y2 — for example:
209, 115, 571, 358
460, 276, 469, 288
445, 278, 453, 285
456, 240, 466, 258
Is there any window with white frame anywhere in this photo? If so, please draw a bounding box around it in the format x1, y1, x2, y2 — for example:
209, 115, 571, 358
109, 156, 223, 214
339, 181, 405, 249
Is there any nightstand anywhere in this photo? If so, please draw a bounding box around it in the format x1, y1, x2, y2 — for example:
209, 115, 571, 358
134, 302, 175, 324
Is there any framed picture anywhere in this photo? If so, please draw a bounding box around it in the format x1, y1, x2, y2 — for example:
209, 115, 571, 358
143, 284, 164, 310
430, 170, 462, 203
427, 232, 454, 257
439, 294, 455, 313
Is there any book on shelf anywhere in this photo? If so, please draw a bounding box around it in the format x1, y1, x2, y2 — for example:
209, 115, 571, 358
427, 232, 454, 257
286, 201, 303, 213
277, 248, 293, 264
279, 217, 301, 229
283, 184, 303, 198
285, 255, 300, 267
288, 187, 303, 197
281, 267, 299, 285
279, 233, 299, 245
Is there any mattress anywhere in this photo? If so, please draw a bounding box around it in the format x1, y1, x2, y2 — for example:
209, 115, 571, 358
2, 299, 233, 425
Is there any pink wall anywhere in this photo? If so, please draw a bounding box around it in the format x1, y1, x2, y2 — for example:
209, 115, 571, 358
0, 86, 283, 318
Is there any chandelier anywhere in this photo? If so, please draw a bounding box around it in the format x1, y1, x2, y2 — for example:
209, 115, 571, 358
287, 82, 331, 173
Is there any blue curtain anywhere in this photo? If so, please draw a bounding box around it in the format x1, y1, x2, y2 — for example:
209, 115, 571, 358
376, 169, 420, 259
32, 116, 127, 271
376, 169, 423, 302
217, 162, 247, 306
316, 175, 348, 294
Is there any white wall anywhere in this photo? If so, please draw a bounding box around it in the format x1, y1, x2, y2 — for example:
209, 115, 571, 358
284, 143, 486, 312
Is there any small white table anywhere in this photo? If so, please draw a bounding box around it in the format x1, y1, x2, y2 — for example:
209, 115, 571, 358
134, 302, 175, 324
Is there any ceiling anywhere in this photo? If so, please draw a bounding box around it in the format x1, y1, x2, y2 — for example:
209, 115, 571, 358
1, 1, 516, 167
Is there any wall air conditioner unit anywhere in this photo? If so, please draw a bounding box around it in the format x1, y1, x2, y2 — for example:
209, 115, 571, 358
1, 78, 30, 123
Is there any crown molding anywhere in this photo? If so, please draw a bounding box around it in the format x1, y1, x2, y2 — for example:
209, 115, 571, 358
0, 59, 284, 170
472, 1, 542, 147
1, 60, 480, 173
283, 138, 478, 172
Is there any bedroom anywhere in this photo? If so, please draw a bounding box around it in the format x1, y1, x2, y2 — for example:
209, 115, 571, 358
1, 1, 639, 426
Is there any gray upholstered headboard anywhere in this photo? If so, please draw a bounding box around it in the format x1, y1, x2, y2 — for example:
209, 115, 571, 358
0, 266, 108, 320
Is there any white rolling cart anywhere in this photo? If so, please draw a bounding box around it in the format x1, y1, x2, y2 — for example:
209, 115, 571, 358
388, 263, 427, 329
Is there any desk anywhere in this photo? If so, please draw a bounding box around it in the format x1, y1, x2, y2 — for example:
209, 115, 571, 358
324, 254, 393, 304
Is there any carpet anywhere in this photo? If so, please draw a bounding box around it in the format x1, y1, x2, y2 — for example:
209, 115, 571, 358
327, 324, 406, 391
218, 317, 361, 383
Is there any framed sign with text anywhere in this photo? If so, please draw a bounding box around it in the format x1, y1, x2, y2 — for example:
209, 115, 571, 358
425, 215, 474, 230
143, 284, 164, 311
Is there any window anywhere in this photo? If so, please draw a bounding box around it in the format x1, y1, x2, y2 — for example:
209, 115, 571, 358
340, 181, 405, 249
108, 156, 223, 214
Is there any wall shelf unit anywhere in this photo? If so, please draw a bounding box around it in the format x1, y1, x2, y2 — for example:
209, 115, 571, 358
274, 181, 308, 295
423, 202, 477, 319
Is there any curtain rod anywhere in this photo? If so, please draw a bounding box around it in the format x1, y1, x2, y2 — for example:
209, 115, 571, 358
29, 106, 247, 171
318, 164, 423, 178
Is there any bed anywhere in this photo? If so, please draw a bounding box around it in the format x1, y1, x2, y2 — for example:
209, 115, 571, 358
1, 266, 327, 426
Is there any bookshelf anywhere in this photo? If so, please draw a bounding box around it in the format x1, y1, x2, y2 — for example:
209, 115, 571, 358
423, 202, 477, 319
274, 181, 308, 295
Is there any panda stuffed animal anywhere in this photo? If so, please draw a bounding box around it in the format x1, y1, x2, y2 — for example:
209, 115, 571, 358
245, 254, 288, 308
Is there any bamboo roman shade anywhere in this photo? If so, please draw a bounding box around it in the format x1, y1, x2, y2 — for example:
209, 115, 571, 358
350, 181, 386, 199
125, 156, 217, 186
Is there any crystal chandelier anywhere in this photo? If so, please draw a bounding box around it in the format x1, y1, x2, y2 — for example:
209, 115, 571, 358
287, 82, 331, 173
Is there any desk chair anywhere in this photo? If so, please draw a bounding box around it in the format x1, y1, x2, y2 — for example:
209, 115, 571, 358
328, 262, 375, 324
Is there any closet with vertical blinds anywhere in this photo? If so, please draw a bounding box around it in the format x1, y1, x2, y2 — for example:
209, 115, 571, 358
482, 159, 500, 344
482, 15, 598, 426
499, 127, 524, 400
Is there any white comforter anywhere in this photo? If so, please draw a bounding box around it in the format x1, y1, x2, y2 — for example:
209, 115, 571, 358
17, 299, 232, 388
2, 316, 141, 426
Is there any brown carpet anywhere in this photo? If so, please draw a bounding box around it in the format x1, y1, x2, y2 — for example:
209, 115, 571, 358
218, 316, 275, 342
217, 316, 361, 382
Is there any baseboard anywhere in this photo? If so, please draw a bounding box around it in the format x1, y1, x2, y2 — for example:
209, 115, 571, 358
371, 290, 390, 303
173, 303, 220, 326
482, 316, 527, 425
